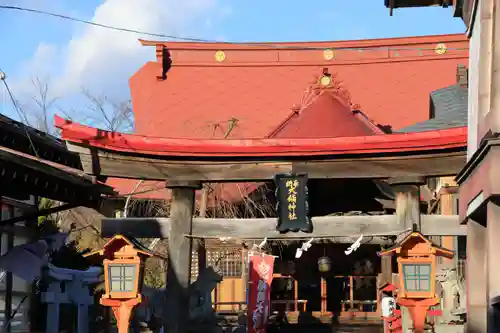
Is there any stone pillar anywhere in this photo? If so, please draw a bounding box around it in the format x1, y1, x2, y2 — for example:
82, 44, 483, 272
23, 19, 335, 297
67, 277, 95, 333
466, 218, 487, 333
41, 280, 70, 333
487, 202, 500, 332
164, 180, 201, 333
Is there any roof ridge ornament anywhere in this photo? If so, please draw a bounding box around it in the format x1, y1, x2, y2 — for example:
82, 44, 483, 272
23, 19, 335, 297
299, 68, 359, 111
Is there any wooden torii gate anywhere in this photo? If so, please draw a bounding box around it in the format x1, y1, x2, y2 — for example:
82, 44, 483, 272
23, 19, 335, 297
55, 116, 467, 333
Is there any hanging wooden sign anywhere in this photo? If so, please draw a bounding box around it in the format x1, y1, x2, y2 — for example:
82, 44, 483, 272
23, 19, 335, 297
274, 173, 312, 233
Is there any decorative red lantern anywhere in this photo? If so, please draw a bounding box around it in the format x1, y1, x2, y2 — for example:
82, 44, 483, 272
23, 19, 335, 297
84, 235, 153, 333
378, 231, 454, 333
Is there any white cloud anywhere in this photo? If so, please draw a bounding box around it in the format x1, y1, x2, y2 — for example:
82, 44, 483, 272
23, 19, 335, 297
20, 43, 60, 80
13, 0, 226, 102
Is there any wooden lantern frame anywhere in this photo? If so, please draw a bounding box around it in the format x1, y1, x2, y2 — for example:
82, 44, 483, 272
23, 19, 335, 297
378, 231, 454, 333
379, 231, 453, 299
85, 236, 153, 300
84, 235, 153, 333
396, 256, 435, 299
102, 246, 143, 300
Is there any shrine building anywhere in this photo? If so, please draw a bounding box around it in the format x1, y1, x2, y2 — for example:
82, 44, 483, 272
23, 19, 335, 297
54, 33, 469, 325
0, 114, 114, 332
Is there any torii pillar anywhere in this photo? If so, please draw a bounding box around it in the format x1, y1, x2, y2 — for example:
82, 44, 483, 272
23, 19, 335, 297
164, 180, 201, 333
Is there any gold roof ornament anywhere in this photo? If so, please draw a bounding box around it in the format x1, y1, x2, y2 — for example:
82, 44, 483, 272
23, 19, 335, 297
434, 43, 448, 55
323, 49, 335, 61
215, 50, 226, 62
320, 75, 332, 86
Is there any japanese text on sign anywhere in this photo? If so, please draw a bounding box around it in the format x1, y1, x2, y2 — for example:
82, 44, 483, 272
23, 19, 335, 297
252, 280, 268, 329
248, 254, 275, 333
275, 173, 312, 233
285, 179, 299, 221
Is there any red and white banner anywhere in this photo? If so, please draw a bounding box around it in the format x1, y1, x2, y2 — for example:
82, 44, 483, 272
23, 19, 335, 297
247, 253, 275, 333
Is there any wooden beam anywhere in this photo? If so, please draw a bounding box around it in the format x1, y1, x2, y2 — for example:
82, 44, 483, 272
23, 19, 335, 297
164, 186, 195, 333
101, 215, 466, 239
0, 202, 82, 226
389, 177, 424, 231
68, 143, 466, 181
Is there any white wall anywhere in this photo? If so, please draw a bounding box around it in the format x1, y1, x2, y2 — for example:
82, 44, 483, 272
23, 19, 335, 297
467, 5, 481, 160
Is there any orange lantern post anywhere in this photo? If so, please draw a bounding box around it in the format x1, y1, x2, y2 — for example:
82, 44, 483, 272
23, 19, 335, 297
378, 231, 454, 333
84, 235, 153, 333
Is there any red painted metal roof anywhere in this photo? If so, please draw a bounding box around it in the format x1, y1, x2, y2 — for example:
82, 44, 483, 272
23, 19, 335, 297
77, 34, 469, 201
268, 73, 384, 138
131, 34, 468, 139
55, 115, 466, 158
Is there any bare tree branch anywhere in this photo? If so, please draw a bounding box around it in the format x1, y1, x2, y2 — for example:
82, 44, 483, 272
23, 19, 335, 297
13, 76, 59, 134
19, 77, 134, 134
80, 88, 134, 132
31, 77, 58, 133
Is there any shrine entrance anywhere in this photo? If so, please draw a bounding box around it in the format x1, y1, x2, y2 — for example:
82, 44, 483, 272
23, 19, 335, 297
55, 116, 467, 333
270, 242, 382, 323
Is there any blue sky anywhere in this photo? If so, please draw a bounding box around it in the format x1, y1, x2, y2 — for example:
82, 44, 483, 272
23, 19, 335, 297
0, 0, 465, 130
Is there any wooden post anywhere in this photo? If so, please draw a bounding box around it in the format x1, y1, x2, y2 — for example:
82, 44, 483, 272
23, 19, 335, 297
438, 178, 458, 267
380, 256, 393, 333
389, 177, 424, 333
241, 247, 248, 309
349, 276, 354, 312
165, 180, 201, 333
197, 185, 208, 274
389, 177, 424, 232
294, 280, 299, 312
321, 277, 327, 313
434, 181, 458, 325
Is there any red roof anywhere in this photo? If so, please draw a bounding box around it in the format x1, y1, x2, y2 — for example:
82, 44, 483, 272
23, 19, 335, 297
269, 70, 384, 138
55, 116, 466, 157
104, 178, 250, 205
56, 116, 467, 202
131, 34, 468, 139
86, 34, 469, 201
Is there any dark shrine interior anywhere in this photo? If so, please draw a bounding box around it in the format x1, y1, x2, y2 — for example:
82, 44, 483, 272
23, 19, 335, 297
232, 178, 397, 218
263, 178, 398, 315
270, 242, 382, 314
129, 178, 406, 316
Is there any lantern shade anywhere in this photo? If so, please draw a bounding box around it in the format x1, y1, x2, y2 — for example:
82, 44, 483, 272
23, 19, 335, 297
318, 256, 331, 273
108, 263, 137, 293
401, 263, 431, 292
378, 231, 454, 299
85, 235, 154, 301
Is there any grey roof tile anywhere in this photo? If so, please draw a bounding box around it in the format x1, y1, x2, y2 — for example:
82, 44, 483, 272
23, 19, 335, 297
396, 84, 467, 133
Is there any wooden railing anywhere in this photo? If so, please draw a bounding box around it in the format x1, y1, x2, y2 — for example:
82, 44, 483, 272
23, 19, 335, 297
272, 274, 379, 315
338, 275, 378, 313
271, 299, 308, 312
212, 301, 246, 314
213, 274, 379, 318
